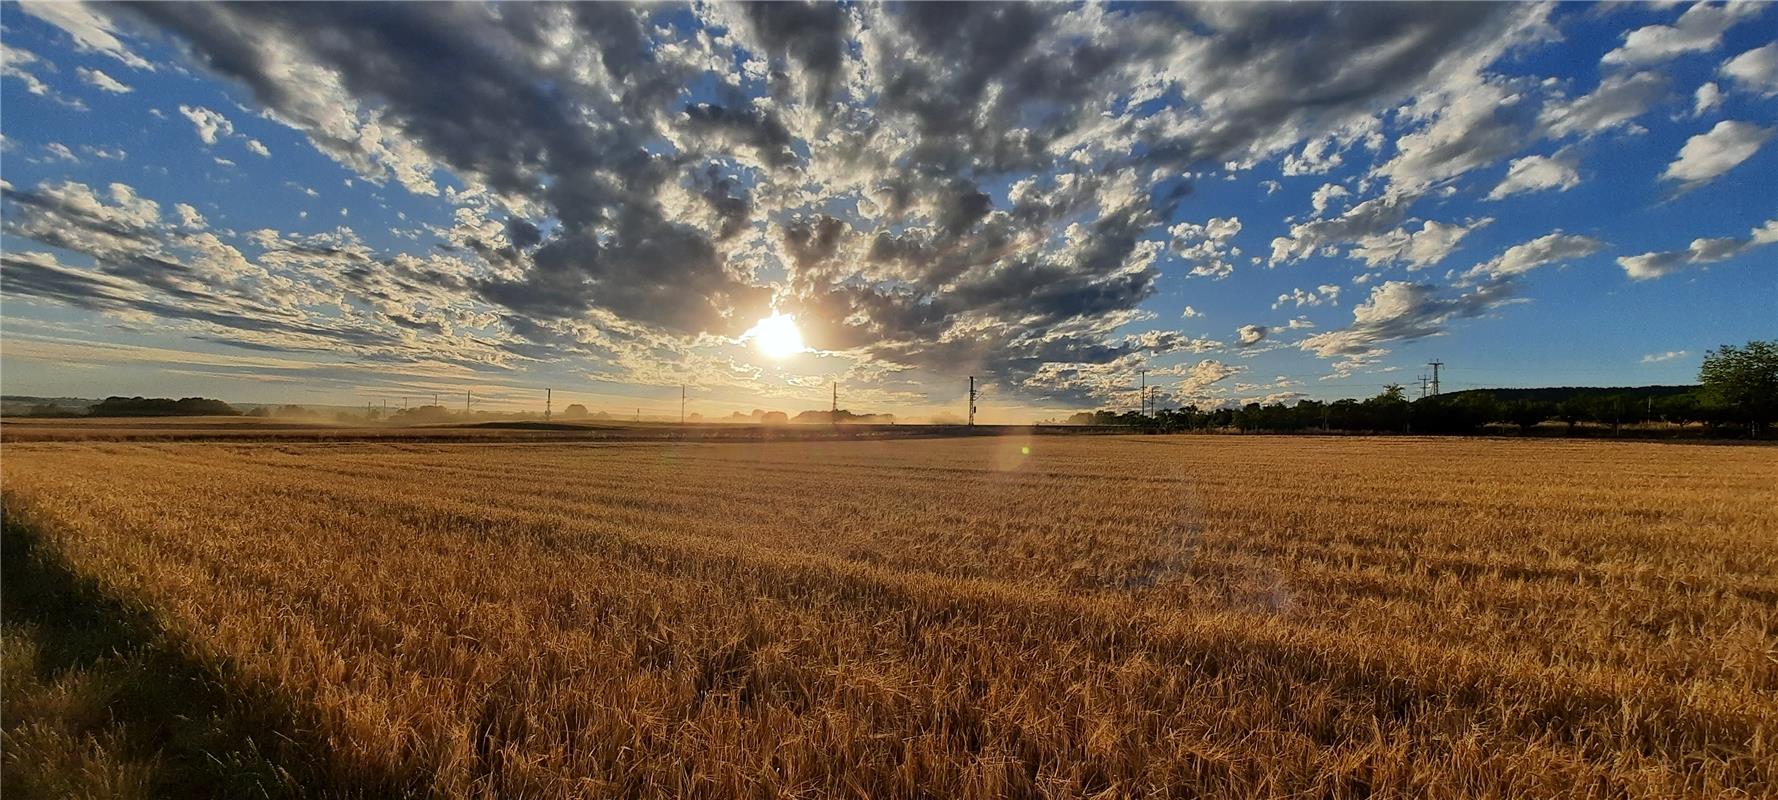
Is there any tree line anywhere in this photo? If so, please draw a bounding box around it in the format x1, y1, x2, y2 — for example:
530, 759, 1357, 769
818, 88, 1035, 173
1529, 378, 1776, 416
1067, 341, 1778, 438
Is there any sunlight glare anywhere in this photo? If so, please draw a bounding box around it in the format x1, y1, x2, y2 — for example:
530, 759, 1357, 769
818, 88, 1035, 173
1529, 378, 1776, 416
747, 313, 806, 359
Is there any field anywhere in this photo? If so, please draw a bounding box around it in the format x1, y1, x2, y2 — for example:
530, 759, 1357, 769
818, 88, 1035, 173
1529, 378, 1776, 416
2, 435, 1774, 798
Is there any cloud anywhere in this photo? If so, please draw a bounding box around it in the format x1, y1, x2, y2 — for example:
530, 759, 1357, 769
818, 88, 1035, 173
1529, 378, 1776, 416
174, 203, 207, 229
0, 179, 504, 364
1374, 79, 1530, 193
1641, 350, 1689, 364
178, 105, 234, 145
1181, 305, 1202, 318
42, 143, 80, 163
1539, 71, 1666, 138
1487, 153, 1582, 199
1601, 2, 1761, 66
1721, 43, 1778, 96
1270, 193, 1413, 265
1235, 324, 1268, 347
1617, 218, 1778, 279
1692, 81, 1724, 117
1274, 284, 1341, 310
22, 2, 1743, 410
1176, 359, 1243, 402
1350, 218, 1492, 270
1167, 217, 1243, 279
1308, 183, 1352, 218
1299, 279, 1518, 359
18, 0, 154, 70
1464, 232, 1606, 280
3, 47, 55, 100
76, 66, 132, 93
1661, 120, 1773, 188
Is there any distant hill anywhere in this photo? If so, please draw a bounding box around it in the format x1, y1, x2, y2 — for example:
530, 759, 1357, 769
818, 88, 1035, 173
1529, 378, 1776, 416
1437, 385, 1700, 403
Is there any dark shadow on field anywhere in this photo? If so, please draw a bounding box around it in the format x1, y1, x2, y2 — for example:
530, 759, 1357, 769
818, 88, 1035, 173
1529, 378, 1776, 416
0, 510, 406, 799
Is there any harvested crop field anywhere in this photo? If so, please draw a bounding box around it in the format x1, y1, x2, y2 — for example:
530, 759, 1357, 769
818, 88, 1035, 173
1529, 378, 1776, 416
3, 435, 1775, 798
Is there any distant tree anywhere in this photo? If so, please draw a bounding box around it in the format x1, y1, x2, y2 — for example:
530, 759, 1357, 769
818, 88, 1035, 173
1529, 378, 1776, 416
562, 403, 590, 419
89, 396, 240, 417
760, 411, 788, 425
1700, 340, 1778, 437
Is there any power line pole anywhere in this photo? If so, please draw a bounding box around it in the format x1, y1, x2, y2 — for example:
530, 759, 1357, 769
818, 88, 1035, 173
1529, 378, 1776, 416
545, 388, 551, 421
831, 381, 838, 429
1138, 368, 1148, 416
968, 376, 977, 427
1418, 374, 1429, 399
680, 384, 686, 425
465, 390, 471, 415
1427, 360, 1443, 396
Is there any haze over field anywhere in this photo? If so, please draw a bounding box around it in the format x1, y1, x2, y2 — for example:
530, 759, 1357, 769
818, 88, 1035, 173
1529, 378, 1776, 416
2, 2, 1774, 421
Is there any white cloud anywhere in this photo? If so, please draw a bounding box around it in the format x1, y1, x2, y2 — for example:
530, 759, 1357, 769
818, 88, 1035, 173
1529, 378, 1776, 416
18, 0, 154, 70
1180, 305, 1202, 318
1177, 359, 1243, 400
1235, 324, 1268, 347
1661, 120, 1773, 188
174, 203, 207, 229
1168, 217, 1243, 279
1273, 284, 1342, 310
1308, 183, 1351, 217
1602, 2, 1761, 66
1641, 350, 1689, 364
1270, 193, 1414, 266
42, 143, 79, 163
1351, 219, 1492, 270
1487, 153, 1581, 199
1375, 80, 1526, 192
1282, 135, 1344, 176
1300, 279, 1517, 359
76, 67, 131, 93
1539, 71, 1666, 138
246, 139, 272, 158
1721, 43, 1778, 96
179, 105, 234, 146
1692, 81, 1724, 116
1618, 218, 1778, 279
2, 47, 54, 97
1465, 232, 1605, 280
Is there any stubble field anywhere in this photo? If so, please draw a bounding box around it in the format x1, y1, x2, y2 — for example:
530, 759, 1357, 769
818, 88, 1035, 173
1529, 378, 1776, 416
2, 435, 1774, 799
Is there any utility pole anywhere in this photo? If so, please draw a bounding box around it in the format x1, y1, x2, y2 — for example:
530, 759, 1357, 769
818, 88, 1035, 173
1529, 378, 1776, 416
1427, 360, 1443, 396
465, 390, 471, 415
831, 381, 838, 429
968, 376, 977, 427
1138, 368, 1148, 416
680, 384, 686, 425
1418, 374, 1429, 400
545, 388, 551, 421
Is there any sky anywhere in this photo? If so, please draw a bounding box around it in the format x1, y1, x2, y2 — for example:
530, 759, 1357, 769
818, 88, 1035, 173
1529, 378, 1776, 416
1, 1, 1774, 422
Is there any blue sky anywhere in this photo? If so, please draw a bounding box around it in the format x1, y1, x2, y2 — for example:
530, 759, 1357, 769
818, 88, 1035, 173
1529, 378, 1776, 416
2, 2, 1774, 421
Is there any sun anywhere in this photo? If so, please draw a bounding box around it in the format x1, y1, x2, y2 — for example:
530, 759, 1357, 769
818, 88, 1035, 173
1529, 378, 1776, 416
745, 312, 806, 359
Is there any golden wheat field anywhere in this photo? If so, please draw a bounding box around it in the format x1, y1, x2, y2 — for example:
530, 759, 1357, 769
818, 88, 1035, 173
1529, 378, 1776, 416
3, 434, 1775, 799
